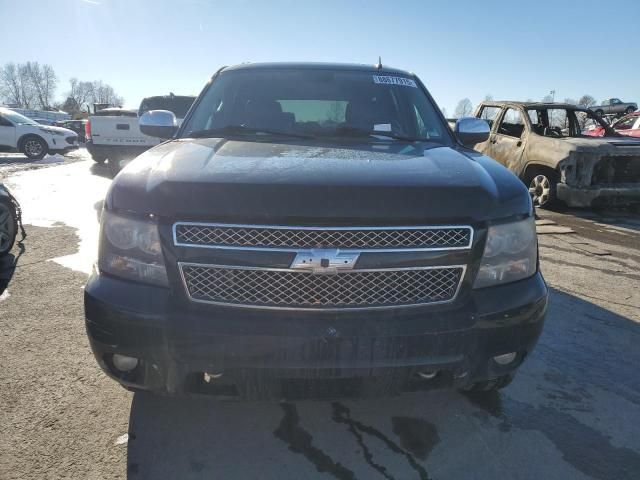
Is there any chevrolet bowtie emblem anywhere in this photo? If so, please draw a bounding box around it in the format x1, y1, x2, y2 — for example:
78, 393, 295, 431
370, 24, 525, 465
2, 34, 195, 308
290, 249, 360, 275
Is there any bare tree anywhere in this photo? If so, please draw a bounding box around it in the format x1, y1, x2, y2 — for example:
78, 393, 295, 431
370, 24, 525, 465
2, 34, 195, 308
0, 63, 22, 105
65, 78, 94, 113
0, 62, 36, 108
577, 94, 598, 129
60, 96, 80, 114
441, 107, 448, 118
484, 94, 494, 102
541, 95, 554, 103
63, 78, 124, 113
577, 94, 596, 109
454, 98, 473, 118
89, 80, 124, 107
563, 97, 577, 106
26, 62, 57, 109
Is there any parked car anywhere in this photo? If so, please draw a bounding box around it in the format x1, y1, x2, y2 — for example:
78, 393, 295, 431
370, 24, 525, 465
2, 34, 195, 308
0, 183, 20, 256
0, 107, 79, 159
585, 112, 640, 138
85, 94, 195, 176
58, 119, 88, 142
592, 98, 637, 117
474, 101, 640, 208
84, 62, 548, 399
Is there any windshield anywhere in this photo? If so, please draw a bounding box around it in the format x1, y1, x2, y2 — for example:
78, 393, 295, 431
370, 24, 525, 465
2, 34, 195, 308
181, 69, 450, 144
0, 109, 39, 126
139, 96, 195, 118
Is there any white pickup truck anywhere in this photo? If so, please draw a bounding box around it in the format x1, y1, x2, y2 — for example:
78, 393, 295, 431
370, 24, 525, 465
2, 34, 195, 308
85, 94, 195, 174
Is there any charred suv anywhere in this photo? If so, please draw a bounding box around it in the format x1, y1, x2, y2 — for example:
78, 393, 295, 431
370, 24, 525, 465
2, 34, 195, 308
475, 101, 640, 208
84, 63, 548, 399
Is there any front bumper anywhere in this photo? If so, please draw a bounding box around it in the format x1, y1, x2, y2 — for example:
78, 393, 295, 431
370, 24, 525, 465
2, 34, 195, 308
557, 183, 640, 207
46, 136, 78, 154
85, 271, 548, 399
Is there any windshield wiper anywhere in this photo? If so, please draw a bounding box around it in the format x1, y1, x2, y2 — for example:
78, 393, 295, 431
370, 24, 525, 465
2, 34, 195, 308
186, 125, 314, 139
332, 126, 428, 142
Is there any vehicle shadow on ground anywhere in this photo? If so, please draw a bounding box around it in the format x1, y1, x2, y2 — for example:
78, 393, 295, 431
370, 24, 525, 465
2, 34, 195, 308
125, 287, 640, 480
89, 162, 113, 180
0, 154, 30, 165
0, 242, 25, 297
555, 206, 640, 232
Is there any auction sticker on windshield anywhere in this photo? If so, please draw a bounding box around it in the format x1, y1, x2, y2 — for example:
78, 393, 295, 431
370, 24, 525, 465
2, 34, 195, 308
372, 75, 417, 87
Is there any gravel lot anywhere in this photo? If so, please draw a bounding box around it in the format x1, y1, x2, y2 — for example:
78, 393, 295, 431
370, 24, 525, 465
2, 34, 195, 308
1, 151, 639, 479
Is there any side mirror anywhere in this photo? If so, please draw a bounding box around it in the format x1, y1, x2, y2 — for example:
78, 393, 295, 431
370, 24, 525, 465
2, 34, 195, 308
139, 110, 177, 139
455, 117, 490, 146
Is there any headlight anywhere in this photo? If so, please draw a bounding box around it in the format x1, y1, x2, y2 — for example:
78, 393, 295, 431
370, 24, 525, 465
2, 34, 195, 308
98, 210, 168, 286
473, 217, 537, 288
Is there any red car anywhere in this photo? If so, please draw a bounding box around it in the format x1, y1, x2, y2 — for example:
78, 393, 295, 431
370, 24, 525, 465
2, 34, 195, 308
585, 111, 640, 138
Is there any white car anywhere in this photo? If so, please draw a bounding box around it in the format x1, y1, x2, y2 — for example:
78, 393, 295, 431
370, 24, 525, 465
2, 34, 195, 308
0, 107, 79, 159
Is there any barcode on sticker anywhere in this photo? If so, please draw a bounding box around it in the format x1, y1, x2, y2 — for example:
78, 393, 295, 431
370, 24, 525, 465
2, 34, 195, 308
372, 75, 417, 88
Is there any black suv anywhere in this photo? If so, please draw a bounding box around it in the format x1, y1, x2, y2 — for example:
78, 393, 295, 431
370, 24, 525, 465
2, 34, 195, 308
84, 63, 547, 399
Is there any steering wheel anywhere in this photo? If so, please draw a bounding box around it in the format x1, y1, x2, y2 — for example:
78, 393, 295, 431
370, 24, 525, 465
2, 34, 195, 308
543, 127, 562, 137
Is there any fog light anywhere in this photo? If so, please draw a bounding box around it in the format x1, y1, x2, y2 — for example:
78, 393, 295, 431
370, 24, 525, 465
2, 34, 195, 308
112, 354, 139, 372
203, 372, 223, 383
493, 352, 517, 365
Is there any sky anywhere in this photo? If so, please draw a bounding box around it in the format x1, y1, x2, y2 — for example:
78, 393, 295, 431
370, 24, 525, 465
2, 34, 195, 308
1, 0, 639, 115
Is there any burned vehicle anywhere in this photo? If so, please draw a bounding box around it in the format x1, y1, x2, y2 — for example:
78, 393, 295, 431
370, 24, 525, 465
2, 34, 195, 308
84, 63, 547, 399
475, 101, 640, 208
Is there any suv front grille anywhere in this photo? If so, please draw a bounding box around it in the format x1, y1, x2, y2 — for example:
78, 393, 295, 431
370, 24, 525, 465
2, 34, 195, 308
592, 155, 640, 184
180, 264, 465, 310
174, 223, 472, 250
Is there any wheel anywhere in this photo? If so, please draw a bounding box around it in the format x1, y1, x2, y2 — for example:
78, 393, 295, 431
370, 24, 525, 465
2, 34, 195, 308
525, 169, 559, 209
21, 136, 48, 160
462, 374, 514, 392
595, 109, 604, 117
626, 106, 636, 115
90, 155, 107, 164
0, 199, 17, 256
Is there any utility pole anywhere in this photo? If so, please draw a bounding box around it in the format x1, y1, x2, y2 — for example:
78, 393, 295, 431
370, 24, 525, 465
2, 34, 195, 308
550, 90, 556, 102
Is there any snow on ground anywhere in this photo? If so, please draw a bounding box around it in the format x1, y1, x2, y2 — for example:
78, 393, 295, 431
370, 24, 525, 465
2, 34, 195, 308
6, 155, 110, 274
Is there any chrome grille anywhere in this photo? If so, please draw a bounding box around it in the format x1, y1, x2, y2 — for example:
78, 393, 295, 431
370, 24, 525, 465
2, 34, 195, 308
174, 223, 473, 250
180, 264, 464, 310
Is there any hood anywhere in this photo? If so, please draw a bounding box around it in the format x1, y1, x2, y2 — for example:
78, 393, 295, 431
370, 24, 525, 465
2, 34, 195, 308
561, 136, 640, 152
39, 125, 76, 136
108, 138, 531, 224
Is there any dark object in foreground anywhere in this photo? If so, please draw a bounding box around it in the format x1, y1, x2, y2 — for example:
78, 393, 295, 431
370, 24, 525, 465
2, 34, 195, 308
84, 62, 547, 399
0, 183, 25, 256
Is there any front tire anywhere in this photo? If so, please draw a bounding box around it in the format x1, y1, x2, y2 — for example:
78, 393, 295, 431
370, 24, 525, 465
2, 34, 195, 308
21, 136, 48, 160
0, 199, 17, 256
525, 168, 559, 209
595, 109, 604, 117
626, 106, 636, 115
